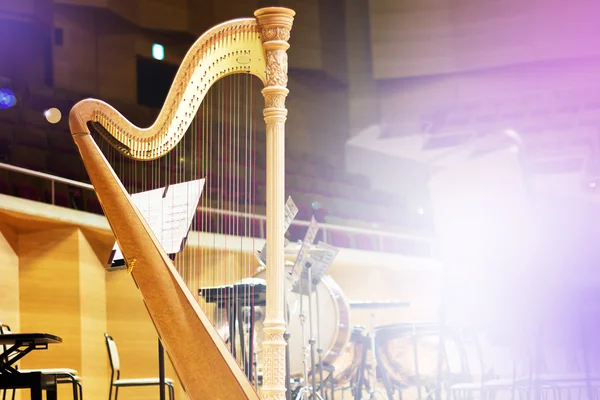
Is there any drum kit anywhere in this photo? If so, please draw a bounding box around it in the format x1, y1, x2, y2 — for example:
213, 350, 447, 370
199, 206, 445, 400
199, 248, 446, 400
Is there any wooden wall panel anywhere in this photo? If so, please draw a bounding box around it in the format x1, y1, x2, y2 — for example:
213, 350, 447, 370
137, 0, 187, 31
0, 0, 53, 27
318, 0, 347, 84
368, 0, 600, 80
97, 33, 138, 103
0, 223, 19, 331
327, 254, 441, 328
105, 270, 188, 400
287, 74, 349, 157
0, 18, 51, 89
345, 0, 379, 138
55, 0, 108, 7
18, 227, 82, 399
79, 230, 109, 400
279, 0, 323, 71
53, 6, 99, 95
210, 0, 260, 27
106, 0, 138, 25
0, 196, 442, 399
377, 57, 600, 130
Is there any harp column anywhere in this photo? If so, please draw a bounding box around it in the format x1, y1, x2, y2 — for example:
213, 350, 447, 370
255, 7, 295, 400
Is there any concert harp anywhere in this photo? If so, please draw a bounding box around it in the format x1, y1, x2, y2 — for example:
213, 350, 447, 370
68, 7, 294, 400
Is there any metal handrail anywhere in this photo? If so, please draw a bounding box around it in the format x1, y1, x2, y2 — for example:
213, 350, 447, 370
0, 162, 433, 252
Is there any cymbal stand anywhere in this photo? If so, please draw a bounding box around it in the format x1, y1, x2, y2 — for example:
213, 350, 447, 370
365, 311, 388, 400
295, 262, 323, 400
315, 287, 325, 399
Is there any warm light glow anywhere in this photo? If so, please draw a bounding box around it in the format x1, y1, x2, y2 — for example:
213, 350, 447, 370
44, 108, 62, 124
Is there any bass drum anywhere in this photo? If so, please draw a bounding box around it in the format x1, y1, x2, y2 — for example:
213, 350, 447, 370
375, 323, 446, 388
327, 325, 367, 387
254, 265, 351, 379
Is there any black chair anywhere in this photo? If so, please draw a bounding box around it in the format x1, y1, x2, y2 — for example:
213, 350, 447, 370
0, 322, 83, 400
104, 333, 175, 400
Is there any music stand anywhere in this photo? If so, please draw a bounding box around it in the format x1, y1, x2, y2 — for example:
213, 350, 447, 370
291, 238, 337, 400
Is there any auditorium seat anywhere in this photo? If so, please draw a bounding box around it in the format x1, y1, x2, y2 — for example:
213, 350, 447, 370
329, 230, 351, 248
13, 125, 47, 150
0, 122, 14, 147
47, 153, 87, 181
84, 194, 104, 215
14, 181, 41, 202
355, 233, 376, 251
43, 181, 71, 207
48, 129, 78, 155
10, 144, 48, 171
23, 108, 51, 129
0, 106, 19, 124
287, 223, 308, 242
0, 86, 416, 244
0, 176, 9, 194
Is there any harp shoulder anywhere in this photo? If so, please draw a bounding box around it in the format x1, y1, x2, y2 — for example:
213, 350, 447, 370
69, 17, 267, 160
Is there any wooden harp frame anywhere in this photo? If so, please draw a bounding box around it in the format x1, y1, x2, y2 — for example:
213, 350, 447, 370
68, 7, 294, 400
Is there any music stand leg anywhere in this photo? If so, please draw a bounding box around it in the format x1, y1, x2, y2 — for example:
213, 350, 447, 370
294, 263, 324, 400
159, 339, 165, 400
316, 288, 325, 399
285, 331, 292, 400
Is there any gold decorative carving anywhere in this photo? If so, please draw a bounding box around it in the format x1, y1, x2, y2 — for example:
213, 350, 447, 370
261, 27, 291, 42
264, 93, 286, 108
126, 257, 137, 274
266, 50, 288, 87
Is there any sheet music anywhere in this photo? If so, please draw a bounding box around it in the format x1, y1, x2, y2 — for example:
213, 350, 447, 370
289, 216, 319, 292
110, 179, 205, 264
291, 240, 338, 295
257, 196, 298, 264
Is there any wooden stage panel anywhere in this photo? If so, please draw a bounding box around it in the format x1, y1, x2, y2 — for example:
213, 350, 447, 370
18, 227, 84, 398
0, 223, 19, 334
79, 230, 109, 400
106, 269, 187, 400
0, 194, 441, 399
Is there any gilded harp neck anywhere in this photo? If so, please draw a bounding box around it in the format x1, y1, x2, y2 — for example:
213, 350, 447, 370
69, 7, 292, 160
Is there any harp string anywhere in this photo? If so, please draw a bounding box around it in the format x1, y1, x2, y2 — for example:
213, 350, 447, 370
89, 74, 262, 372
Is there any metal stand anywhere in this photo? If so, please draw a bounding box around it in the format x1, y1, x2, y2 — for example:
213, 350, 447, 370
158, 339, 165, 400
365, 312, 388, 400
315, 288, 325, 399
294, 262, 323, 400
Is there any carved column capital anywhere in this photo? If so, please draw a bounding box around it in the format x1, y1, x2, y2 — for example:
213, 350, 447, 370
255, 7, 295, 89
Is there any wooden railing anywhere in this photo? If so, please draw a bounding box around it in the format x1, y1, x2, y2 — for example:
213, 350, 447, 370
0, 162, 434, 254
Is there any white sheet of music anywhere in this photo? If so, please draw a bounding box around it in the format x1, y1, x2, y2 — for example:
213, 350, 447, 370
110, 179, 205, 263
257, 196, 298, 264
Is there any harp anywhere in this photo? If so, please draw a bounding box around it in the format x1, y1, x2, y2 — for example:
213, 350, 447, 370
68, 7, 294, 400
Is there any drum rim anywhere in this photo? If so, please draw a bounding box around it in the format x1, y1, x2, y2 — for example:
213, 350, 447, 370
254, 265, 352, 376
